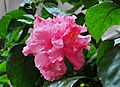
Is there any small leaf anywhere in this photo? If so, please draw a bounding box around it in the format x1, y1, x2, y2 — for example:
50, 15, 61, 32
87, 43, 96, 58
44, 3, 65, 16
86, 2, 120, 42
76, 13, 85, 25
5, 29, 21, 48
41, 8, 52, 19
6, 44, 40, 87
0, 75, 10, 83
1, 50, 9, 57
0, 61, 6, 72
48, 76, 85, 87
97, 46, 120, 87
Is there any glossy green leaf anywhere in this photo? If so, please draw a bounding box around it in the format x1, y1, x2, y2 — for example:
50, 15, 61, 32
97, 40, 114, 64
0, 62, 6, 72
68, 0, 82, 7
76, 13, 85, 25
6, 44, 40, 87
5, 29, 21, 48
44, 3, 65, 16
0, 10, 25, 38
4, 19, 24, 48
97, 46, 120, 87
48, 77, 85, 87
87, 43, 96, 58
86, 2, 120, 42
43, 0, 58, 5
41, 8, 52, 19
82, 0, 98, 9
0, 75, 10, 83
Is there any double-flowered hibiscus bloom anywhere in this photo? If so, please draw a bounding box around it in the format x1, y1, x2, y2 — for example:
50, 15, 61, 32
22, 15, 91, 81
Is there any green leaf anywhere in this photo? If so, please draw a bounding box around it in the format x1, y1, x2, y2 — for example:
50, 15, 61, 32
0, 75, 10, 83
76, 13, 85, 25
48, 76, 85, 87
43, 0, 58, 5
44, 3, 65, 16
5, 29, 21, 48
87, 43, 96, 58
82, 0, 98, 9
61, 0, 69, 3
41, 8, 52, 19
97, 46, 120, 87
0, 10, 26, 38
97, 40, 114, 64
86, 2, 120, 42
68, 0, 82, 7
3, 83, 10, 87
1, 50, 9, 57
6, 44, 40, 87
0, 61, 6, 72
4, 19, 24, 48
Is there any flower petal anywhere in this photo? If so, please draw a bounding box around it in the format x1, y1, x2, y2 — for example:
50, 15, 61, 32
64, 47, 85, 71
35, 52, 67, 81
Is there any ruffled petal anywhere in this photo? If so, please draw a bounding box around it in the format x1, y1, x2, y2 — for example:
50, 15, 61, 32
64, 47, 85, 71
35, 52, 66, 81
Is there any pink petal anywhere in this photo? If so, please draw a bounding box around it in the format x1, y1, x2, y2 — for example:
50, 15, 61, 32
64, 47, 85, 71
35, 52, 66, 81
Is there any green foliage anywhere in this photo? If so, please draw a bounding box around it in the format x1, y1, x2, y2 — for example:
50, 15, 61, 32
48, 77, 84, 87
61, 0, 69, 3
41, 8, 52, 19
0, 10, 26, 38
97, 46, 120, 87
76, 13, 85, 25
6, 44, 40, 87
1, 0, 120, 87
82, 0, 98, 9
87, 43, 96, 58
86, 2, 120, 42
0, 61, 6, 72
97, 40, 114, 64
0, 75, 10, 83
44, 3, 65, 16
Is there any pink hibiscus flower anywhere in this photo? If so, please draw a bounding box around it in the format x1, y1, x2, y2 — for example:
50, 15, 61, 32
22, 15, 91, 81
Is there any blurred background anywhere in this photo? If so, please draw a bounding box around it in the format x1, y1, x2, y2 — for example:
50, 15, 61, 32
0, 0, 83, 19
